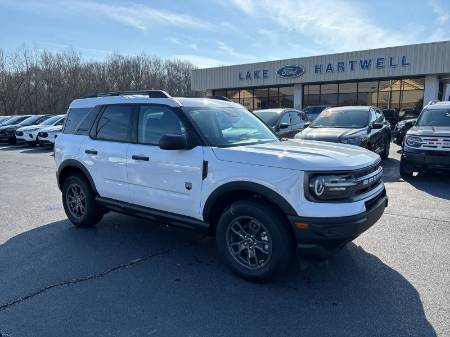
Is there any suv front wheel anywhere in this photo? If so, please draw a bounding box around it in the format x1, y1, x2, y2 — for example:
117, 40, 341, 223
62, 174, 103, 228
216, 199, 294, 282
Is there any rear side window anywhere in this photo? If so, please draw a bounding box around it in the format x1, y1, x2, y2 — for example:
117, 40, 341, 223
95, 105, 133, 142
290, 111, 302, 125
64, 108, 92, 134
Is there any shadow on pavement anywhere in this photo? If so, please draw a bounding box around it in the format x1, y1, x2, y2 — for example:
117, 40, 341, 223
405, 173, 450, 200
19, 147, 54, 154
0, 213, 437, 337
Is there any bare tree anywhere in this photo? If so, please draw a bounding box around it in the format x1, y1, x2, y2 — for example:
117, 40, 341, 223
0, 47, 202, 116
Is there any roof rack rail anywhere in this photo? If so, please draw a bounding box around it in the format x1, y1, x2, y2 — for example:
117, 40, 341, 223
81, 90, 172, 99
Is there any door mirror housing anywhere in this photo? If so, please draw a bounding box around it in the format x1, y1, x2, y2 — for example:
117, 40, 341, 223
372, 122, 383, 129
159, 134, 188, 150
279, 122, 290, 129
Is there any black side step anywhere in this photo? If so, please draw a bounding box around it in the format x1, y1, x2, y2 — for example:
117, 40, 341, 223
96, 197, 209, 233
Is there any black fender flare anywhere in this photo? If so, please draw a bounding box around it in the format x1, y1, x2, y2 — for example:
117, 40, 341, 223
202, 181, 297, 222
57, 159, 98, 194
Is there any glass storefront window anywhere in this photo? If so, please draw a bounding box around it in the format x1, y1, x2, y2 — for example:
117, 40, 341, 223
321, 83, 338, 94
239, 89, 253, 98
254, 88, 268, 98
321, 94, 338, 106
279, 87, 294, 96
339, 82, 357, 93
304, 84, 320, 95
214, 90, 227, 97
269, 87, 279, 97
339, 93, 358, 106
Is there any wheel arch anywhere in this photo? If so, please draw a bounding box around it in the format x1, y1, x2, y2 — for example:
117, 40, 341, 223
203, 181, 297, 234
57, 160, 98, 194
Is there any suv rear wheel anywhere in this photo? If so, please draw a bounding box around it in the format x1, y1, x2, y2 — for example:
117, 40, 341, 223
216, 199, 293, 282
400, 159, 413, 179
62, 174, 103, 228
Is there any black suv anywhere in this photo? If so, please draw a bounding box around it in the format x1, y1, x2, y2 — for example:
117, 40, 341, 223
295, 106, 392, 158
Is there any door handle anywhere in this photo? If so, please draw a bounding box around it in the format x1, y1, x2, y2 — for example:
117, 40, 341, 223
132, 155, 149, 161
85, 149, 98, 155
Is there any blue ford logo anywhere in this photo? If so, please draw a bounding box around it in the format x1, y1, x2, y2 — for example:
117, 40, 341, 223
277, 65, 304, 78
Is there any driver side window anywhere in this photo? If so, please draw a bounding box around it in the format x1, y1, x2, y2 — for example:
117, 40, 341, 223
138, 106, 186, 145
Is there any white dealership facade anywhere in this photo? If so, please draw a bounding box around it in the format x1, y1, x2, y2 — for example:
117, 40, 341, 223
191, 41, 450, 113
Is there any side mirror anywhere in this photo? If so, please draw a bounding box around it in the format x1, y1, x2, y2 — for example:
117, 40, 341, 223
279, 122, 290, 129
372, 122, 383, 129
159, 134, 188, 150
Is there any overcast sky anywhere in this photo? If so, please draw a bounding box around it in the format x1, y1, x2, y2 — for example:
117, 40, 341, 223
1, 0, 449, 68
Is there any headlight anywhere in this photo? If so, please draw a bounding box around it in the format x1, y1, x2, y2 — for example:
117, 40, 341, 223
341, 135, 367, 145
308, 174, 357, 200
405, 135, 423, 148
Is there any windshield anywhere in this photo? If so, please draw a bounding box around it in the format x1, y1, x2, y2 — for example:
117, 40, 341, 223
416, 108, 450, 127
41, 115, 62, 126
311, 108, 370, 128
252, 110, 281, 128
2, 116, 29, 126
183, 106, 279, 147
19, 115, 48, 126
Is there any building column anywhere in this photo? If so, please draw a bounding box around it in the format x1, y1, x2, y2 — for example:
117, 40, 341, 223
293, 84, 303, 109
423, 75, 439, 106
444, 83, 450, 101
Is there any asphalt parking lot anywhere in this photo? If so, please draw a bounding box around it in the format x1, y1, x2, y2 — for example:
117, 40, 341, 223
0, 143, 449, 337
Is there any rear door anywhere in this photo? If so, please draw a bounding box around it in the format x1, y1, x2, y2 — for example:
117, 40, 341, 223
126, 104, 204, 219
79, 104, 133, 202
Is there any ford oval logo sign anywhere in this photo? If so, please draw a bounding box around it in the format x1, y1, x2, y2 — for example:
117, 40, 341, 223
277, 65, 304, 78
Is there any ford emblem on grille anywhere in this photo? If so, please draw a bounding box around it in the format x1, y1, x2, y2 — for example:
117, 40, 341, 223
277, 65, 305, 78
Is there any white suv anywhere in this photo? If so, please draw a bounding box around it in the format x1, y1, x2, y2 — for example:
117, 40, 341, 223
55, 90, 387, 281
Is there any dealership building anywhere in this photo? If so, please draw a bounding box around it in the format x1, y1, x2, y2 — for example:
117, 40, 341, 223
191, 41, 450, 113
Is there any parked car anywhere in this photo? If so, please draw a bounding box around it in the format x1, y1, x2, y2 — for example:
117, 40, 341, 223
253, 108, 309, 138
295, 106, 392, 159
38, 124, 64, 147
55, 90, 387, 282
400, 101, 450, 178
0, 115, 50, 144
302, 105, 331, 121
16, 114, 65, 146
0, 115, 32, 143
392, 118, 417, 145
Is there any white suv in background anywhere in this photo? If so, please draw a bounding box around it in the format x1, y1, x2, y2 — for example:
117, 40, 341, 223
16, 114, 65, 146
55, 90, 387, 281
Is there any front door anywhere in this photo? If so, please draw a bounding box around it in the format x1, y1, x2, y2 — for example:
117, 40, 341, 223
126, 105, 204, 219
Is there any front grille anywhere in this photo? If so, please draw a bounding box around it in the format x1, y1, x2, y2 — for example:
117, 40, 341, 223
365, 188, 386, 211
421, 137, 450, 150
38, 132, 48, 138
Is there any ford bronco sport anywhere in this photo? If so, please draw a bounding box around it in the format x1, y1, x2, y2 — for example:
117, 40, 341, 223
55, 90, 388, 281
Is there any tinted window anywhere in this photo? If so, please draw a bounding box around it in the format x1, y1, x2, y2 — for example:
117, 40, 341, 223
41, 115, 61, 126
138, 106, 185, 145
253, 110, 281, 128
290, 111, 302, 125
311, 108, 370, 128
1, 116, 29, 125
19, 115, 48, 126
280, 113, 291, 125
96, 105, 133, 142
64, 108, 92, 134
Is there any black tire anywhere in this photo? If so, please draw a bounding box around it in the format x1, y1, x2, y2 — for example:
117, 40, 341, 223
216, 199, 294, 282
380, 137, 390, 159
62, 174, 102, 228
27, 141, 37, 147
400, 159, 413, 179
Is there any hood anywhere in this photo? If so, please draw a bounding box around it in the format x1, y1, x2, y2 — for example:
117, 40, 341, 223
296, 127, 366, 142
0, 124, 21, 131
212, 140, 380, 171
408, 126, 450, 137
40, 125, 62, 132
17, 125, 43, 132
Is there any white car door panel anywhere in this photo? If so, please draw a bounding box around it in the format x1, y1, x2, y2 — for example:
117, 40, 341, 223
126, 105, 204, 219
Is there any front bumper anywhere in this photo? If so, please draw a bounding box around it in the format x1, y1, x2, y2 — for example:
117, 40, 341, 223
288, 188, 387, 260
402, 147, 450, 171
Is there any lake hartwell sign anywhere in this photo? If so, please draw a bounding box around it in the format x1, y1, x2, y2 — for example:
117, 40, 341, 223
238, 55, 411, 81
